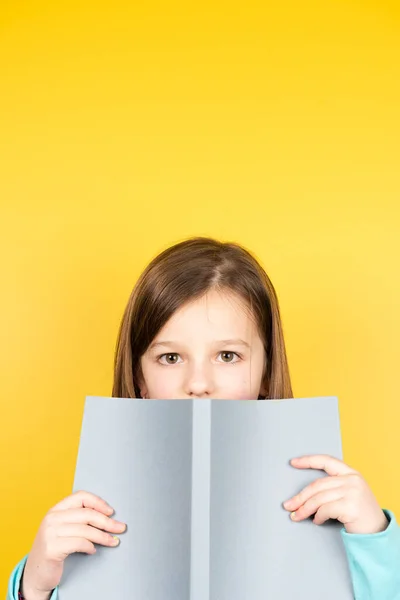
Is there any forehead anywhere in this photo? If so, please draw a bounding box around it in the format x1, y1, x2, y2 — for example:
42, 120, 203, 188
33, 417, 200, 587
156, 289, 257, 339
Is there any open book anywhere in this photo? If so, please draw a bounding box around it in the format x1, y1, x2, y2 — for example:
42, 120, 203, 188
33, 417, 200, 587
59, 396, 354, 599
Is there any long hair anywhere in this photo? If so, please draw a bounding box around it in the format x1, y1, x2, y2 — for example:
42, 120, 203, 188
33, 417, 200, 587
112, 237, 293, 400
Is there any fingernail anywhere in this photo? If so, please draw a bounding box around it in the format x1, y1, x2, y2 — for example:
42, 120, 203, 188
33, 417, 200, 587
111, 536, 120, 546
106, 506, 114, 514
290, 511, 297, 520
283, 500, 291, 509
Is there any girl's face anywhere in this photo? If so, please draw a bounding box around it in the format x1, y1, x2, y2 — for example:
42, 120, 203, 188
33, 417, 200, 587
139, 289, 267, 400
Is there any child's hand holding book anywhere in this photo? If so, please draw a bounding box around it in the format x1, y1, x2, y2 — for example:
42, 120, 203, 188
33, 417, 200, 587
283, 454, 389, 534
20, 491, 126, 600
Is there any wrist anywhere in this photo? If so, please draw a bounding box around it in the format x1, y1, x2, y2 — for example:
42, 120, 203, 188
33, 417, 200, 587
370, 511, 390, 533
19, 587, 52, 600
345, 510, 389, 534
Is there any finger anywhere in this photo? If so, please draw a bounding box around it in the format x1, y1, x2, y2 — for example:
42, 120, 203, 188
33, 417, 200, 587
283, 476, 344, 511
290, 455, 357, 477
50, 491, 114, 516
53, 537, 97, 560
312, 500, 347, 525
290, 489, 345, 522
48, 508, 126, 533
56, 524, 122, 548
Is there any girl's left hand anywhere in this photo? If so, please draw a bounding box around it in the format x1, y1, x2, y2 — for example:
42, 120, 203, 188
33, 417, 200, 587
283, 454, 389, 534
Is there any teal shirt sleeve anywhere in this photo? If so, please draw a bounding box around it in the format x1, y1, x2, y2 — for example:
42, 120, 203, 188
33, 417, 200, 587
342, 509, 400, 600
6, 555, 58, 600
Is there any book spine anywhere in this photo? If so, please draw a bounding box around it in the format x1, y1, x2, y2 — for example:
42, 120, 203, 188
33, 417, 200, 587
190, 400, 211, 600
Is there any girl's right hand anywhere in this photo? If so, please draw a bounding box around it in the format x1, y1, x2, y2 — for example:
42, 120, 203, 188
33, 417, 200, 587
20, 490, 127, 600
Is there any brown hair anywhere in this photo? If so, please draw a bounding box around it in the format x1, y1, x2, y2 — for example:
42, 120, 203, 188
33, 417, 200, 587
112, 237, 293, 400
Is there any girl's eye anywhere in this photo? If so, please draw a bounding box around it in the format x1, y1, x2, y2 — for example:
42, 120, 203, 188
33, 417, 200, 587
217, 351, 241, 363
158, 353, 182, 365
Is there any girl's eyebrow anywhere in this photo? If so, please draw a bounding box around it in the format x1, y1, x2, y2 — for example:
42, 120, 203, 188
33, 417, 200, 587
148, 341, 176, 350
149, 338, 250, 350
216, 339, 251, 348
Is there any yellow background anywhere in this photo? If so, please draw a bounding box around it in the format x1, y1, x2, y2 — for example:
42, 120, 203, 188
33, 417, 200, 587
1, 0, 399, 590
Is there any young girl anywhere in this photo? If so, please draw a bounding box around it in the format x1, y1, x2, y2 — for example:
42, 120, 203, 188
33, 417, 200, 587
8, 237, 400, 600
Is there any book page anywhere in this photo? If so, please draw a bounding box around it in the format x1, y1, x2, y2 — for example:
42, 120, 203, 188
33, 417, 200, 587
209, 396, 354, 599
58, 397, 193, 599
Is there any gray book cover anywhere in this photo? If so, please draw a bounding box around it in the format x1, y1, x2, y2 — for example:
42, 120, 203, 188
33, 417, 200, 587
59, 396, 354, 599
